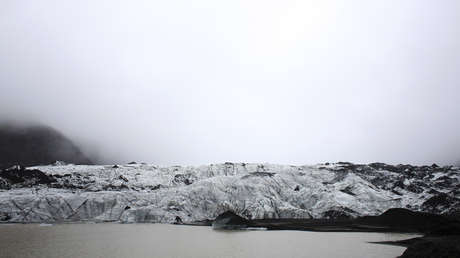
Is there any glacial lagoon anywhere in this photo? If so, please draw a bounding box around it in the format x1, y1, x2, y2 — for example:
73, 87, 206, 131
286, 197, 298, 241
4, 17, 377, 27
0, 223, 419, 258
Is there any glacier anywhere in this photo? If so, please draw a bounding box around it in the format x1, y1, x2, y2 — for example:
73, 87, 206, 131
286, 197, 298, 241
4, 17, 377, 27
0, 162, 459, 223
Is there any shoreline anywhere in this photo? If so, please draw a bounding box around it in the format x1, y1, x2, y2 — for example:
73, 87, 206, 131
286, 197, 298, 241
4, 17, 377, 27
209, 209, 460, 258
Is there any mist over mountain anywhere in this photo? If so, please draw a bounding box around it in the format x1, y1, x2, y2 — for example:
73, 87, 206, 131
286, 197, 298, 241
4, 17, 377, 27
0, 122, 92, 169
1, 1, 460, 166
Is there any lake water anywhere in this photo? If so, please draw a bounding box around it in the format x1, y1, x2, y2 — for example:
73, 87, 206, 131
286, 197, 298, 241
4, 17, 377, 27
0, 224, 417, 258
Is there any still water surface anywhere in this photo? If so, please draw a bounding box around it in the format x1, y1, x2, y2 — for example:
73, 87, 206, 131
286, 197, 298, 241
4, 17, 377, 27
0, 224, 417, 258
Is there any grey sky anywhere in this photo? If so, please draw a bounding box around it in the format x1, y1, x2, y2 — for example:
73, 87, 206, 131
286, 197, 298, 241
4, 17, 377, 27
1, 0, 459, 165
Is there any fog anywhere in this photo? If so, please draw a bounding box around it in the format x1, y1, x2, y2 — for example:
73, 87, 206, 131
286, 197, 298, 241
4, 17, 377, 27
1, 0, 459, 165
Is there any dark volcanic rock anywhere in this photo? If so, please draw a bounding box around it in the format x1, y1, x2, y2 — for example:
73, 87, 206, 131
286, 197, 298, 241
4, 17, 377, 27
357, 208, 455, 233
339, 186, 356, 196
398, 236, 460, 258
0, 166, 56, 187
102, 183, 129, 191
0, 177, 10, 190
0, 123, 92, 169
0, 212, 11, 221
118, 175, 129, 182
421, 193, 460, 215
150, 184, 162, 190
173, 174, 195, 185
241, 172, 276, 179
174, 216, 183, 224
368, 162, 403, 173
212, 211, 250, 230
322, 207, 357, 219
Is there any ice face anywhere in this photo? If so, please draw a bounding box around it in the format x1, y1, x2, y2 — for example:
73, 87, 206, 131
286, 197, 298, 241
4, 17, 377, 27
0, 162, 458, 223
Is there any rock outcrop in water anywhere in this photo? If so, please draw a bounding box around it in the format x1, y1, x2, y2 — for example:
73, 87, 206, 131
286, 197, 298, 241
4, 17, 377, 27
212, 211, 249, 230
0, 162, 458, 223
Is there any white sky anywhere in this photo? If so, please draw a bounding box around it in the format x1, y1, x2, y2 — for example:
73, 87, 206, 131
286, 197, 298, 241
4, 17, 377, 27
1, 0, 459, 165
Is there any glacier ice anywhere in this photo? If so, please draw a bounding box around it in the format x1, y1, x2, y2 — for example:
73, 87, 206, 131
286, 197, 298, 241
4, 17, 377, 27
0, 162, 458, 223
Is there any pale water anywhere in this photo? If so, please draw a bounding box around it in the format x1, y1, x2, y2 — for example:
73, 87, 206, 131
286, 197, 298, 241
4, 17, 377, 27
0, 224, 417, 258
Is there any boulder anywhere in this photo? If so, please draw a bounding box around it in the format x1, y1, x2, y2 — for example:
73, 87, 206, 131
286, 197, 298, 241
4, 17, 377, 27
212, 211, 250, 230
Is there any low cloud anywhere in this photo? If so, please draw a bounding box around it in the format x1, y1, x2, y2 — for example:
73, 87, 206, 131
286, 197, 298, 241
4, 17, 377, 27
1, 1, 459, 165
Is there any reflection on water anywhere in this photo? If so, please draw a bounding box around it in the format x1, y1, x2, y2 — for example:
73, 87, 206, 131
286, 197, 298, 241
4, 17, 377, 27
0, 224, 417, 258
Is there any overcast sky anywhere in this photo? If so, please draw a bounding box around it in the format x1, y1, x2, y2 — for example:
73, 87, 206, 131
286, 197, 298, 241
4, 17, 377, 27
1, 0, 459, 165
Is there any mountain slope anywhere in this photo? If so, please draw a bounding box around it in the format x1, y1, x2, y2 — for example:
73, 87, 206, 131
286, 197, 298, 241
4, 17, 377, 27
0, 123, 92, 169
